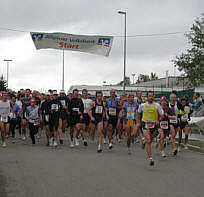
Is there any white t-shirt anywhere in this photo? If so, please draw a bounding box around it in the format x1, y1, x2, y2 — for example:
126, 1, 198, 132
82, 98, 92, 114
0, 101, 10, 117
138, 102, 164, 116
16, 100, 22, 109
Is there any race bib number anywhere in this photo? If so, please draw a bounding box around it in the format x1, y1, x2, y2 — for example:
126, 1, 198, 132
60, 100, 66, 106
51, 104, 59, 111
127, 119, 134, 127
1, 116, 8, 122
160, 121, 168, 129
72, 108, 79, 112
145, 120, 155, 129
45, 115, 49, 122
109, 108, 116, 116
127, 107, 135, 119
10, 113, 16, 119
95, 106, 103, 114
169, 116, 178, 124
181, 114, 188, 122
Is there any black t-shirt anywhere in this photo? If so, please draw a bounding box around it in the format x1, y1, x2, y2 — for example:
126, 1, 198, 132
58, 96, 69, 112
22, 97, 31, 112
41, 99, 51, 115
48, 99, 63, 115
68, 98, 84, 116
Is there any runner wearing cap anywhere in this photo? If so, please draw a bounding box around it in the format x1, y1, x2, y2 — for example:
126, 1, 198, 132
0, 91, 14, 147
26, 98, 40, 145
137, 91, 164, 166
121, 94, 139, 155
48, 91, 63, 147
58, 89, 69, 144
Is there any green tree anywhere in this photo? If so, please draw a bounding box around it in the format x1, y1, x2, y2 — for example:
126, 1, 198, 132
137, 74, 150, 83
117, 76, 131, 86
150, 72, 158, 80
173, 14, 204, 87
0, 75, 7, 91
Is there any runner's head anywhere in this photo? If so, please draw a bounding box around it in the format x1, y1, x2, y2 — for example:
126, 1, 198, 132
68, 93, 73, 100
82, 89, 88, 99
32, 90, 38, 98
25, 89, 31, 98
30, 98, 35, 106
147, 91, 154, 103
110, 89, 115, 98
53, 91, 58, 99
73, 89, 78, 98
136, 90, 142, 99
45, 92, 50, 99
180, 98, 187, 107
160, 96, 167, 106
194, 92, 200, 100
1, 91, 8, 101
60, 89, 65, 97
128, 94, 134, 103
170, 93, 177, 104
11, 95, 16, 103
96, 91, 103, 101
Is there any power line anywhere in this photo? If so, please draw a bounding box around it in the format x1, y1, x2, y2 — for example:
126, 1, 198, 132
0, 26, 191, 37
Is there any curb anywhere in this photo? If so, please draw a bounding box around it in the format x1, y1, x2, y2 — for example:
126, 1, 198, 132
180, 143, 204, 154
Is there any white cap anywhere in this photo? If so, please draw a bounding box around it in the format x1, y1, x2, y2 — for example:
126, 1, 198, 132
53, 91, 58, 95
45, 92, 50, 95
60, 89, 65, 94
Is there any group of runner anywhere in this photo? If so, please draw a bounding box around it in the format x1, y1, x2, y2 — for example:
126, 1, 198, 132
0, 88, 193, 166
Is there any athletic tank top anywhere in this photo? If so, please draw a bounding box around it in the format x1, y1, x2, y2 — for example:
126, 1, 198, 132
142, 102, 158, 122
92, 100, 104, 119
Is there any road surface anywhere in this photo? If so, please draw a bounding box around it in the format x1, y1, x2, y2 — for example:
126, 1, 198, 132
0, 135, 204, 197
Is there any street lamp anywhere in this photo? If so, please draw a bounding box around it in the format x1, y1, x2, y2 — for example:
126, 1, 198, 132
132, 73, 135, 84
3, 59, 12, 88
118, 10, 127, 95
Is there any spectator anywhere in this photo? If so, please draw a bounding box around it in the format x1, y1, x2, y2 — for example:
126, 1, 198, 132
191, 92, 203, 117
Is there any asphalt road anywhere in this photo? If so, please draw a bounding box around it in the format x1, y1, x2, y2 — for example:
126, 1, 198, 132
0, 134, 204, 197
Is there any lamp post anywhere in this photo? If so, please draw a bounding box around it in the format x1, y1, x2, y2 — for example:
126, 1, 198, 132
118, 10, 127, 95
3, 59, 12, 88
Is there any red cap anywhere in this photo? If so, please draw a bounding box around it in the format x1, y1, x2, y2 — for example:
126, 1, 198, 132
1, 91, 8, 96
30, 98, 35, 104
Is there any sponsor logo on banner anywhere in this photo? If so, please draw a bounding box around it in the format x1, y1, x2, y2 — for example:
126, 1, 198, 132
97, 38, 111, 47
32, 33, 44, 42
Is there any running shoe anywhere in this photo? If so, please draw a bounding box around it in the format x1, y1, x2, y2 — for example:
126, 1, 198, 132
128, 149, 132, 155
173, 148, 178, 156
103, 138, 107, 144
109, 143, 113, 149
22, 136, 26, 141
70, 141, 74, 148
97, 145, 102, 153
177, 146, 181, 152
184, 145, 189, 150
161, 150, 166, 158
53, 141, 58, 147
83, 140, 88, 147
2, 142, 6, 148
75, 138, 79, 146
149, 158, 155, 166
49, 138, 53, 147
59, 139, 63, 145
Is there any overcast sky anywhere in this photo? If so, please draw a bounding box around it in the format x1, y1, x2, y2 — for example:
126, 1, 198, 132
0, 0, 203, 92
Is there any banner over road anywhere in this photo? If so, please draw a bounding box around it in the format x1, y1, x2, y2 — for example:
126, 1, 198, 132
30, 32, 113, 56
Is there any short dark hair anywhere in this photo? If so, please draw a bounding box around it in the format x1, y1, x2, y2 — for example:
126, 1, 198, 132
96, 91, 103, 97
73, 89, 78, 94
181, 98, 187, 103
195, 92, 200, 97
172, 90, 177, 95
82, 89, 88, 93
147, 91, 154, 97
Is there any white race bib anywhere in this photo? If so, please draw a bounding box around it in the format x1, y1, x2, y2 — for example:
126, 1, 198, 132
109, 108, 116, 116
1, 116, 8, 122
181, 114, 188, 122
72, 108, 79, 112
60, 100, 66, 106
45, 115, 49, 122
145, 120, 155, 129
95, 106, 103, 114
169, 116, 178, 124
51, 104, 59, 111
160, 121, 168, 129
